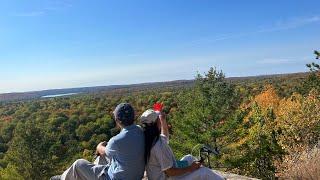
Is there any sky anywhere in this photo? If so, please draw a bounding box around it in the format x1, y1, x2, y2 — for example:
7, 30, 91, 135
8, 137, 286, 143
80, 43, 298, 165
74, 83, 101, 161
0, 0, 319, 93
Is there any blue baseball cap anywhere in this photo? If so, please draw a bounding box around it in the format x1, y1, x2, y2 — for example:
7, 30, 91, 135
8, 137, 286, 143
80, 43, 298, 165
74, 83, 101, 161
113, 103, 135, 126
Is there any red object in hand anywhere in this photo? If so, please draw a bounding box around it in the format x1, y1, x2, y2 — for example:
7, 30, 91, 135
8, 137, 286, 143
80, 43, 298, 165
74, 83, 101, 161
153, 103, 163, 112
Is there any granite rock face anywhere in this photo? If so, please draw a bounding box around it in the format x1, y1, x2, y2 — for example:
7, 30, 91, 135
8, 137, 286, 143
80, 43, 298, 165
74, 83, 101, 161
214, 170, 259, 180
142, 170, 259, 180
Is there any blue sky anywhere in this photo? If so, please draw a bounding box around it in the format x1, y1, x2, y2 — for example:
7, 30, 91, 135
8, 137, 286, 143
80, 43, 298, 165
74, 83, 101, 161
0, 0, 319, 93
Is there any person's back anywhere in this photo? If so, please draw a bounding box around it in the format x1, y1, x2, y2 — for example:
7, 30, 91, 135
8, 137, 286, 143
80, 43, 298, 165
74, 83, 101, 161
51, 103, 145, 180
107, 124, 145, 179
146, 134, 176, 180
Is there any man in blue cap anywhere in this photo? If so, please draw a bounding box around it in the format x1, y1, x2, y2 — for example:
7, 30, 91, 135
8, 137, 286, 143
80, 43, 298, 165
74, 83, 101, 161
51, 103, 145, 180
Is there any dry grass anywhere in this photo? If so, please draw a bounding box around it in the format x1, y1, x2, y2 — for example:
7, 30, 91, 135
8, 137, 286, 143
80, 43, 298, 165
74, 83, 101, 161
280, 146, 320, 180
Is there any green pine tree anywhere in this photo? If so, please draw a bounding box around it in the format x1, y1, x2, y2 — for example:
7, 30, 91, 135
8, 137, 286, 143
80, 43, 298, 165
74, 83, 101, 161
171, 67, 238, 163
301, 50, 320, 94
3, 120, 56, 180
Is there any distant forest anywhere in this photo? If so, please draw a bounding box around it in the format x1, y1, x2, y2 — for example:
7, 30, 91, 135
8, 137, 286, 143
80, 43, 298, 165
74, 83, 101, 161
0, 52, 319, 179
0, 72, 309, 102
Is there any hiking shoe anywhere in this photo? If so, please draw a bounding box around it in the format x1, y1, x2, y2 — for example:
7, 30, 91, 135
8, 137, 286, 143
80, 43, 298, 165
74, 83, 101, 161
50, 175, 61, 180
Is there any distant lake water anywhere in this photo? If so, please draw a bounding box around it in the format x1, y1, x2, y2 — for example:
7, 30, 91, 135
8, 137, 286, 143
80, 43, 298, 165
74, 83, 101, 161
42, 92, 79, 98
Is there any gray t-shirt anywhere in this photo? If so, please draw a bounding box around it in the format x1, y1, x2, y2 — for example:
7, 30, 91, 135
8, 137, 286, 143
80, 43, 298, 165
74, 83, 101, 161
146, 134, 177, 180
105, 124, 145, 180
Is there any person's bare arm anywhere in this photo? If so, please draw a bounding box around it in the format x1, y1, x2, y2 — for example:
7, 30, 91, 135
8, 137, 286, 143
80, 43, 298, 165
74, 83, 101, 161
159, 113, 169, 138
164, 161, 201, 177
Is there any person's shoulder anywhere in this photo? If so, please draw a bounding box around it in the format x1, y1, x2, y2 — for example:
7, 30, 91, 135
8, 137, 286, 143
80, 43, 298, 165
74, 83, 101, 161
108, 135, 117, 143
136, 124, 143, 130
110, 131, 124, 142
159, 134, 169, 144
132, 124, 144, 134
152, 134, 169, 150
116, 125, 143, 140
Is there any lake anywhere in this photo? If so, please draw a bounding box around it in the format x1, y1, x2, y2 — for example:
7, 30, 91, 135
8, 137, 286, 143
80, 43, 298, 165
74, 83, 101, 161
41, 92, 79, 98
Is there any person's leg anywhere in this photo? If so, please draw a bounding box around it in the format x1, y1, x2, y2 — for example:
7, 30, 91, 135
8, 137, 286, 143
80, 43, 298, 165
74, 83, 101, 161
194, 167, 225, 180
93, 155, 110, 165
61, 159, 108, 180
180, 154, 197, 166
173, 167, 225, 180
176, 154, 225, 180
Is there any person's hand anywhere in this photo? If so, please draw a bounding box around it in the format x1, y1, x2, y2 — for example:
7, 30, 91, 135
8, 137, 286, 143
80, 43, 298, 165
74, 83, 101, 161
159, 112, 172, 130
189, 161, 202, 172
158, 112, 170, 138
96, 141, 107, 156
159, 112, 166, 123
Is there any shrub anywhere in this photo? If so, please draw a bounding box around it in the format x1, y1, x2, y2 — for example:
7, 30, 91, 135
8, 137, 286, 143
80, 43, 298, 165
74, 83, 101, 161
281, 146, 320, 179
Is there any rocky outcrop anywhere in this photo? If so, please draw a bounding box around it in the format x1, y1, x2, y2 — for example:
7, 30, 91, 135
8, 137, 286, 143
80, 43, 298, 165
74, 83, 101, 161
214, 170, 259, 180
142, 170, 259, 180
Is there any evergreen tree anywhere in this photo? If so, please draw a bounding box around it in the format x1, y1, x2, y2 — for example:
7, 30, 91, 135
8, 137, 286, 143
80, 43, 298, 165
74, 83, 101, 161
171, 67, 238, 161
0, 164, 24, 180
300, 50, 320, 94
3, 120, 56, 179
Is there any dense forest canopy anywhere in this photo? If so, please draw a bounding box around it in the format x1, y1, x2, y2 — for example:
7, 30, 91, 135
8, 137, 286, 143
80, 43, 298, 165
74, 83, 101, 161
0, 52, 319, 179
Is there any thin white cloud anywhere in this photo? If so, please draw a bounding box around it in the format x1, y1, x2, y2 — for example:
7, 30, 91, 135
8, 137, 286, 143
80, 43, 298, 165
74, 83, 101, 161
44, 0, 73, 11
258, 58, 294, 65
11, 0, 73, 17
187, 15, 320, 47
186, 33, 249, 47
258, 15, 320, 33
257, 56, 313, 65
12, 11, 45, 17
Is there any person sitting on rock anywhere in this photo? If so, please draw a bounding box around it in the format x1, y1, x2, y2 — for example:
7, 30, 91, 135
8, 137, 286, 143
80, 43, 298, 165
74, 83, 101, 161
140, 109, 224, 180
51, 103, 145, 180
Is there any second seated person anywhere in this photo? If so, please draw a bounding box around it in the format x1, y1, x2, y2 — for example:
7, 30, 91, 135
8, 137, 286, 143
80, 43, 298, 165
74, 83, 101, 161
140, 109, 224, 180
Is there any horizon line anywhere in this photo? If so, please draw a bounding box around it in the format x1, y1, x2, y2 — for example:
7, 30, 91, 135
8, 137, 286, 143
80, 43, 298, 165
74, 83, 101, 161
0, 71, 308, 95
